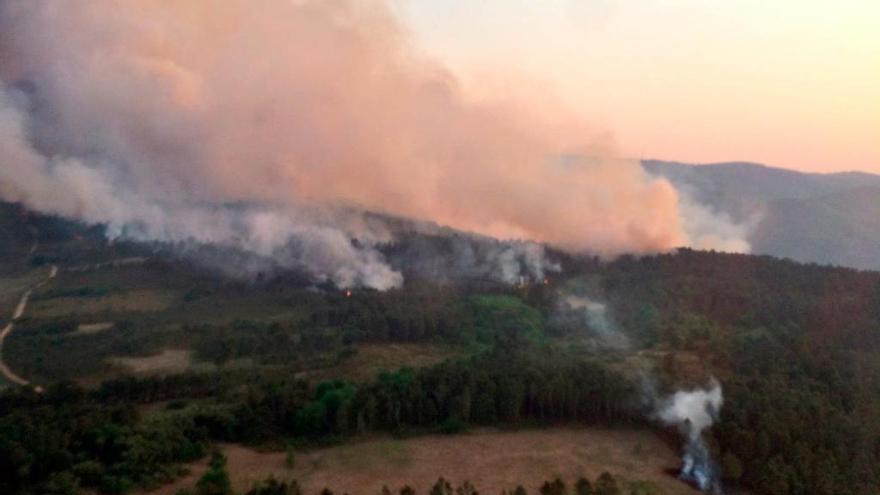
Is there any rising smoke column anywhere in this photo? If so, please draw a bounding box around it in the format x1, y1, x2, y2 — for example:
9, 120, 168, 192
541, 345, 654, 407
657, 380, 724, 494
0, 0, 749, 289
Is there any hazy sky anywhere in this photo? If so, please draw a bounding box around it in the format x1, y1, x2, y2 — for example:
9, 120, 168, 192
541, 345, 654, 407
397, 0, 879, 173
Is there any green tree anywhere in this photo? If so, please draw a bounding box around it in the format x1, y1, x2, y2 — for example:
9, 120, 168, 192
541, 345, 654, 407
430, 477, 454, 495
755, 456, 790, 495
594, 472, 620, 495
100, 475, 134, 495
245, 476, 300, 495
196, 451, 233, 495
574, 477, 593, 495
540, 478, 566, 495
456, 481, 479, 495
720, 451, 743, 484
41, 472, 80, 495
285, 445, 296, 470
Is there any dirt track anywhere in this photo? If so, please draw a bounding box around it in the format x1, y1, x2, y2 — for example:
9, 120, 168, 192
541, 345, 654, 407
0, 264, 56, 387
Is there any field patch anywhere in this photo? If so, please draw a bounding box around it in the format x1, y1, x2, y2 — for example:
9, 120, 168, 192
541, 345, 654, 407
111, 349, 192, 374
148, 428, 698, 495
29, 289, 176, 318
74, 322, 115, 335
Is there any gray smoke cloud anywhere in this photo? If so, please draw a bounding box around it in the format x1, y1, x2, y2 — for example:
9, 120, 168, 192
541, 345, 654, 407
384, 229, 559, 285
0, 0, 750, 289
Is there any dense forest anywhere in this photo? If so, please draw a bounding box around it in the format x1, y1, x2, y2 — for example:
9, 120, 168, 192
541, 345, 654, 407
0, 349, 640, 494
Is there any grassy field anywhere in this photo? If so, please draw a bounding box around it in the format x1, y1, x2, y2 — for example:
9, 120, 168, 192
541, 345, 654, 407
28, 288, 178, 318
74, 322, 116, 335
147, 427, 698, 495
110, 349, 195, 374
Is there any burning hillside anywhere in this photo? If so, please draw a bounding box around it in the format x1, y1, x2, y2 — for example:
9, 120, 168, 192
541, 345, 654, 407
0, 0, 749, 290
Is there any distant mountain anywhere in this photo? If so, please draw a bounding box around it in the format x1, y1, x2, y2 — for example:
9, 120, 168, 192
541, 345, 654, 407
644, 160, 880, 270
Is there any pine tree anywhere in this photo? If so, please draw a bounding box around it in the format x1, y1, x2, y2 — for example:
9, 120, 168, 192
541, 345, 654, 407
539, 478, 566, 495
456, 481, 479, 495
196, 451, 233, 495
593, 473, 620, 495
574, 477, 593, 495
430, 477, 454, 495
285, 445, 296, 469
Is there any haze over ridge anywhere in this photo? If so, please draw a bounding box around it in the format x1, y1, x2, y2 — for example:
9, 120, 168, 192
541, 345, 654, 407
0, 0, 748, 288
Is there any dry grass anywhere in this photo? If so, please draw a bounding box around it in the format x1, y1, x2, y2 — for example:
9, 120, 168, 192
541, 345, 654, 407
147, 428, 698, 495
111, 349, 192, 374
28, 289, 176, 318
74, 322, 115, 335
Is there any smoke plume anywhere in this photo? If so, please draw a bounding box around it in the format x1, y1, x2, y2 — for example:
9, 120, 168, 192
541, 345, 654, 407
0, 0, 749, 288
559, 294, 631, 349
656, 379, 724, 493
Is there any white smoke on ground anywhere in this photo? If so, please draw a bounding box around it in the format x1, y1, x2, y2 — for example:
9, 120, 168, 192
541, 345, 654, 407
656, 379, 724, 494
556, 292, 725, 492
0, 0, 750, 289
555, 293, 630, 349
563, 295, 613, 334
385, 230, 559, 285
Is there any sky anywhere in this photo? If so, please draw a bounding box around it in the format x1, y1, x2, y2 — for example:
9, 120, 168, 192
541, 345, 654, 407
397, 0, 880, 174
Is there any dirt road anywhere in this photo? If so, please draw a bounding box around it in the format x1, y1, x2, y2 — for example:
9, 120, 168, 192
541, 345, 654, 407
0, 264, 57, 387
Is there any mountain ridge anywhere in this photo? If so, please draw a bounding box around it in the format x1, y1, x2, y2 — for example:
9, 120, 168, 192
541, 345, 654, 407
644, 159, 880, 271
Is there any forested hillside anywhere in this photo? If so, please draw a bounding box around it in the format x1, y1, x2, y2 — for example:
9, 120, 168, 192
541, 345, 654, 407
1, 203, 880, 494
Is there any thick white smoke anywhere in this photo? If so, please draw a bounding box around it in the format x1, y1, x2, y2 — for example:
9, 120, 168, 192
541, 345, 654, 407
657, 380, 724, 493
0, 0, 750, 289
658, 380, 723, 438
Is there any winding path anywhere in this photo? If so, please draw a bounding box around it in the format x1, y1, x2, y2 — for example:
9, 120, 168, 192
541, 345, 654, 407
1, 226, 148, 388
0, 229, 57, 388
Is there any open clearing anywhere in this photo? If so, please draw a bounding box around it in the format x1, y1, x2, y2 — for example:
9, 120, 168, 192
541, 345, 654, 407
28, 289, 177, 318
112, 349, 193, 374
148, 427, 698, 495
74, 322, 115, 335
